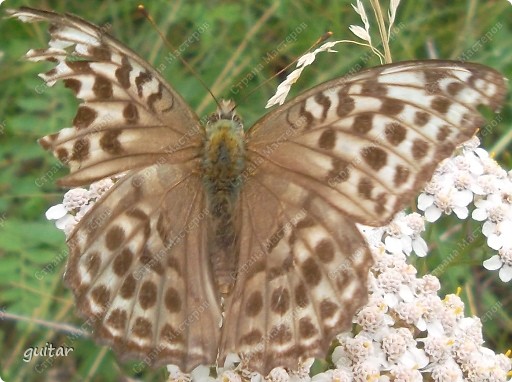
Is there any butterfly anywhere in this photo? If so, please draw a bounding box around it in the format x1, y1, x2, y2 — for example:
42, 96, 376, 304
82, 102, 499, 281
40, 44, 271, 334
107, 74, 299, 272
9, 6, 506, 375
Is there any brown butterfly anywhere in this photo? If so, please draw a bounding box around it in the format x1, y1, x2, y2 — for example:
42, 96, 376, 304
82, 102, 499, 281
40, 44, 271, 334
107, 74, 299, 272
9, 6, 506, 375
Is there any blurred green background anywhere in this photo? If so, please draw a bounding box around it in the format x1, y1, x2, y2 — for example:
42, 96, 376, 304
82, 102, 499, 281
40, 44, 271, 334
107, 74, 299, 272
0, 0, 511, 381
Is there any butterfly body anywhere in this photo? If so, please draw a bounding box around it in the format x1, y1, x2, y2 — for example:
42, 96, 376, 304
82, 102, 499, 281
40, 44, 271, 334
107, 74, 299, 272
202, 103, 246, 293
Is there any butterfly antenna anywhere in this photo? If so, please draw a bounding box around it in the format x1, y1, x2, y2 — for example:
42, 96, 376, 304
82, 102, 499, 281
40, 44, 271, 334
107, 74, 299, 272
137, 5, 221, 109
239, 31, 333, 105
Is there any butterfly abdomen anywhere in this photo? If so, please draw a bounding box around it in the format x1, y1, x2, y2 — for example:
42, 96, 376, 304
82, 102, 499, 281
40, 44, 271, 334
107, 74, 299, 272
202, 114, 246, 294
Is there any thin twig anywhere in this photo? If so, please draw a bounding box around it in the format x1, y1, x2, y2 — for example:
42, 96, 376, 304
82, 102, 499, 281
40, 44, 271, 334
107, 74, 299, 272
369, 0, 392, 63
1, 311, 89, 337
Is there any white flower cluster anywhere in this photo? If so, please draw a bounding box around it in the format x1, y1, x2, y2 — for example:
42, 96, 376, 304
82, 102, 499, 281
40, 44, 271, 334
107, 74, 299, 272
309, 246, 511, 382
417, 136, 512, 282
45, 178, 114, 236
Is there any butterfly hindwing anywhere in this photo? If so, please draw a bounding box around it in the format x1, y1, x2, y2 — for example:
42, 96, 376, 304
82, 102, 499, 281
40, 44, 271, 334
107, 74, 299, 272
220, 170, 372, 374
66, 161, 222, 370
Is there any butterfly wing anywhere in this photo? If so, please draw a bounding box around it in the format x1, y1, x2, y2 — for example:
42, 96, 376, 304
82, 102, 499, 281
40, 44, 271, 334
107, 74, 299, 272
220, 61, 506, 373
10, 7, 221, 371
67, 162, 221, 370
219, 172, 372, 374
10, 7, 202, 187
247, 61, 506, 226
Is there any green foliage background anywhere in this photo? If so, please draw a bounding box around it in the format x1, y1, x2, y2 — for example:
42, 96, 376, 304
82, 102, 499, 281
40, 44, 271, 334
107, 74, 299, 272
0, 0, 510, 381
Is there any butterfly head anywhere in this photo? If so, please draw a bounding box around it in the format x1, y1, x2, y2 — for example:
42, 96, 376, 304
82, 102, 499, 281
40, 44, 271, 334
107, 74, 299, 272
206, 99, 244, 133
218, 99, 237, 119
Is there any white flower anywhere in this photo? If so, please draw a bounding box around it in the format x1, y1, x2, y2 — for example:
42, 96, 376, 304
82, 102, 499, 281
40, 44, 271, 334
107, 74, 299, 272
42, 176, 119, 236
383, 213, 428, 257
355, 305, 392, 333
218, 370, 242, 382
167, 364, 192, 381
442, 294, 465, 320
45, 203, 67, 220
485, 220, 512, 250
374, 258, 416, 307
394, 301, 425, 330
388, 365, 423, 382
483, 246, 512, 282
417, 294, 445, 333
421, 336, 451, 363
63, 187, 90, 211
405, 212, 426, 232
350, 360, 381, 381
460, 348, 509, 381
311, 368, 352, 382
459, 317, 484, 346
266, 367, 290, 382
88, 178, 114, 199
331, 340, 354, 369
417, 193, 440, 222
190, 365, 215, 382
418, 186, 473, 222
56, 214, 76, 232
343, 336, 375, 364
75, 203, 93, 224
416, 275, 441, 295
428, 358, 464, 382
381, 327, 412, 363
45, 203, 76, 233
463, 150, 485, 176
472, 193, 507, 222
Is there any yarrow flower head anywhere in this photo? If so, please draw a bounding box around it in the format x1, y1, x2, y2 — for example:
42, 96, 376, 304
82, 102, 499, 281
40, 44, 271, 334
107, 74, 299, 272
415, 135, 512, 283
44, 178, 116, 236
483, 245, 512, 282
381, 212, 428, 257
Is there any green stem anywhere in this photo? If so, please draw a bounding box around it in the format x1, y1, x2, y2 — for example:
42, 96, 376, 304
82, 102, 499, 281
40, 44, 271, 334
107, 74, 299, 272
370, 0, 392, 63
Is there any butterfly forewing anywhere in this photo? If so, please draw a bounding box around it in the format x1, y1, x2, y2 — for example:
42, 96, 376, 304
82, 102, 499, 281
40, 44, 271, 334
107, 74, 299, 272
10, 6, 507, 376
247, 61, 506, 226
14, 7, 202, 187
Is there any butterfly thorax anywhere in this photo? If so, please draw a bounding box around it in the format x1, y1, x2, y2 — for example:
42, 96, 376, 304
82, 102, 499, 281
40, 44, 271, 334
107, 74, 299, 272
201, 100, 246, 295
